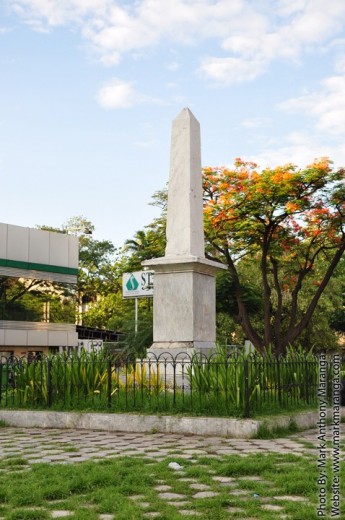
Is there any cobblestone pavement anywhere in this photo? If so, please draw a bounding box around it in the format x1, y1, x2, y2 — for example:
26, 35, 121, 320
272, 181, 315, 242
0, 424, 344, 519
1, 424, 344, 464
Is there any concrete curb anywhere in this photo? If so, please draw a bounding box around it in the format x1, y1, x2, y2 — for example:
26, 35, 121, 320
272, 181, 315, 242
1, 409, 343, 438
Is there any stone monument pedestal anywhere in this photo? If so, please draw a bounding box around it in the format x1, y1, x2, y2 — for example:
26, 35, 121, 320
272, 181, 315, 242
143, 255, 222, 359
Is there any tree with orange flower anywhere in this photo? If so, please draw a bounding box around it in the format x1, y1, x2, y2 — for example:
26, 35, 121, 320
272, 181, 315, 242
203, 158, 345, 355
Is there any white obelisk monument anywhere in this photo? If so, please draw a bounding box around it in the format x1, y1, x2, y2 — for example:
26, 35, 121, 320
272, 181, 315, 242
143, 108, 225, 356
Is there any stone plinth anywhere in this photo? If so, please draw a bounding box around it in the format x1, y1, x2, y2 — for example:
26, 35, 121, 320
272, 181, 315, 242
144, 256, 222, 357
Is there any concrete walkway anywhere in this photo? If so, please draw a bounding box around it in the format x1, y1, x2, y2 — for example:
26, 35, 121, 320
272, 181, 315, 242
1, 424, 344, 519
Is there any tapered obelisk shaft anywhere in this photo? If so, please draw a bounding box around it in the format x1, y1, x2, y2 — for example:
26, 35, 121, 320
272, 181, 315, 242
166, 108, 204, 258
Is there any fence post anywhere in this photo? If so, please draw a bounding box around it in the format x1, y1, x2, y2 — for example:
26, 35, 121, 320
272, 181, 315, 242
107, 359, 112, 409
277, 356, 282, 406
47, 359, 52, 408
305, 360, 309, 404
0, 362, 2, 403
173, 359, 177, 408
244, 359, 250, 418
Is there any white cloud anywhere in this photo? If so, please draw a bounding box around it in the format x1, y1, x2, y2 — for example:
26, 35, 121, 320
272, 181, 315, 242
280, 67, 345, 135
166, 61, 180, 71
11, 0, 109, 27
241, 117, 271, 129
199, 56, 267, 84
8, 0, 345, 85
9, 1, 247, 54
95, 78, 161, 109
200, 0, 345, 84
134, 139, 156, 148
246, 131, 345, 169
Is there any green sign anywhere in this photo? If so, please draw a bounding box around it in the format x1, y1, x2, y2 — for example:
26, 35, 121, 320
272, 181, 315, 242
126, 274, 139, 291
122, 271, 154, 298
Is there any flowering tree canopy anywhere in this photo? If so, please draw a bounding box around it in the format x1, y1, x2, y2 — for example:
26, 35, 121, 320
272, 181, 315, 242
203, 158, 345, 355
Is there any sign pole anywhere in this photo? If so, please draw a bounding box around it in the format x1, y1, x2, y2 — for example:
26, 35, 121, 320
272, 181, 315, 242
135, 298, 138, 334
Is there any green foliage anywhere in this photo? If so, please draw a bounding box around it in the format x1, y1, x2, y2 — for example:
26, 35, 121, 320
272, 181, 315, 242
215, 311, 244, 347
329, 258, 345, 333
256, 419, 299, 439
9, 350, 111, 406
123, 229, 165, 272
1, 349, 331, 419
82, 292, 134, 330
187, 345, 321, 415
120, 317, 153, 358
203, 158, 345, 355
216, 270, 262, 316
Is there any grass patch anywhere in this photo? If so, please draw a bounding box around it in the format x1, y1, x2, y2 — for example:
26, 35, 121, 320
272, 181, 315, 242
0, 449, 342, 519
7, 509, 49, 520
296, 439, 315, 449
0, 419, 8, 428
255, 419, 300, 439
1, 398, 321, 419
62, 446, 79, 453
0, 457, 28, 470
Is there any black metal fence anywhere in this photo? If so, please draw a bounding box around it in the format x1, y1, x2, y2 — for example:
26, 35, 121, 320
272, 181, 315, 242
0, 352, 341, 418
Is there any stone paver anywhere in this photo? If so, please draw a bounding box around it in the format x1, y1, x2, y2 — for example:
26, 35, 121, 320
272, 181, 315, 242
189, 483, 210, 490
229, 489, 249, 496
159, 492, 186, 500
154, 485, 172, 491
192, 491, 219, 499
262, 504, 284, 511
178, 511, 202, 516
212, 476, 236, 483
274, 495, 308, 502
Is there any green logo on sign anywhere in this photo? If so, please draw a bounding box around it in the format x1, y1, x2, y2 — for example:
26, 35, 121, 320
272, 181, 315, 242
126, 274, 139, 291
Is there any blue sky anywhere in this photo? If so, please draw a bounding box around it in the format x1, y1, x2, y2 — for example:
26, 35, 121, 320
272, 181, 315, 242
1, 0, 345, 249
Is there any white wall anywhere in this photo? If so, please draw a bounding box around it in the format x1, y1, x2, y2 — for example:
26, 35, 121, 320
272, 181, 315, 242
0, 223, 78, 283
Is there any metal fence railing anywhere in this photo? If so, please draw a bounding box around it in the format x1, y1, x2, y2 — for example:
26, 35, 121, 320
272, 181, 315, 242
0, 352, 342, 418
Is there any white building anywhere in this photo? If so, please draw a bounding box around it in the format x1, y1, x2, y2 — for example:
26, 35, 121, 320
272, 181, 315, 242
0, 223, 79, 357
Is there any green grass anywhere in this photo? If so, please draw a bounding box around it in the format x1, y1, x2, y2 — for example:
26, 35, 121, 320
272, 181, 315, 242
62, 446, 79, 453
0, 450, 343, 520
1, 394, 320, 419
255, 419, 300, 439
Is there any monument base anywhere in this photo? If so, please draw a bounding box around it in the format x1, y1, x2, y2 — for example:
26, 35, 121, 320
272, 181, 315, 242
146, 343, 215, 388
147, 342, 215, 360
143, 256, 226, 357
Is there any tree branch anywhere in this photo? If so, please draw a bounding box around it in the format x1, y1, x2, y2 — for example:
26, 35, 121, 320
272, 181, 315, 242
285, 241, 345, 346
